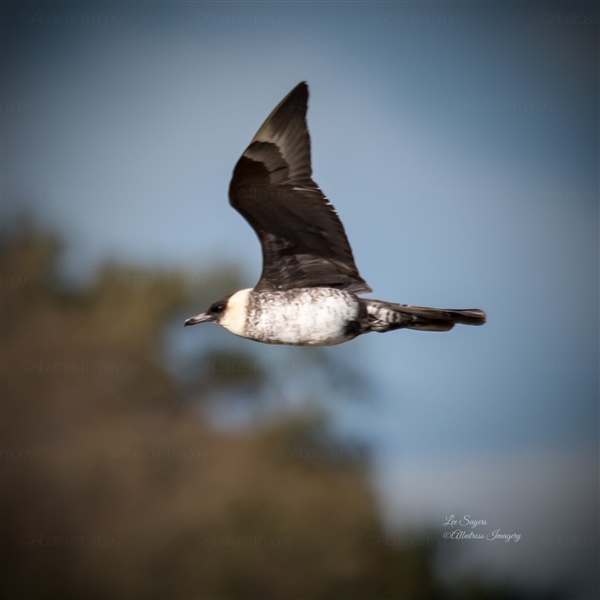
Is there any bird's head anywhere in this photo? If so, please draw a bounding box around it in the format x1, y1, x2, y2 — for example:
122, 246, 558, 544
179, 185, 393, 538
184, 296, 229, 326
184, 289, 251, 336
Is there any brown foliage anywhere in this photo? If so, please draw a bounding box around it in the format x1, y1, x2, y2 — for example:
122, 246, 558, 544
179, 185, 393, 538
1, 224, 560, 600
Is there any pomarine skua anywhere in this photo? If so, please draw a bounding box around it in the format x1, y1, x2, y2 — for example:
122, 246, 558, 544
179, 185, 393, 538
185, 82, 486, 345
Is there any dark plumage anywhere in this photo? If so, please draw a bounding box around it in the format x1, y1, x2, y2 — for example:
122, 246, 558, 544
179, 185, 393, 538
229, 82, 371, 294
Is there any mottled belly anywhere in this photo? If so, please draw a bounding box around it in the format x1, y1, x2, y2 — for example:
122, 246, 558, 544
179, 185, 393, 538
246, 289, 360, 346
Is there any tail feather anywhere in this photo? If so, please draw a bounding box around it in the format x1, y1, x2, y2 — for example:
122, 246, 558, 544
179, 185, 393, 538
363, 300, 486, 333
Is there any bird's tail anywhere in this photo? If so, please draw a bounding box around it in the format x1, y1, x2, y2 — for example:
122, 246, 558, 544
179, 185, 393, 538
363, 300, 486, 333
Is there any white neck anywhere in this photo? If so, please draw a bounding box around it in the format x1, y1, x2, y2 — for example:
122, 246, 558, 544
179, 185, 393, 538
219, 288, 252, 336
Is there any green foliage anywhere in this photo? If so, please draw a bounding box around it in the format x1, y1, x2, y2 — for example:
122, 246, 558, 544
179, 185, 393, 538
1, 223, 561, 599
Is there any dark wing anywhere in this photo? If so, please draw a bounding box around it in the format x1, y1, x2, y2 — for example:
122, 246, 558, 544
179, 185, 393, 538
228, 82, 372, 294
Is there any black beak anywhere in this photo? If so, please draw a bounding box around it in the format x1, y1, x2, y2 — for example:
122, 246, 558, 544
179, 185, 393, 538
184, 313, 215, 327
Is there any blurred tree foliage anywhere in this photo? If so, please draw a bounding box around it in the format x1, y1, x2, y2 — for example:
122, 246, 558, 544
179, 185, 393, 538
1, 222, 561, 600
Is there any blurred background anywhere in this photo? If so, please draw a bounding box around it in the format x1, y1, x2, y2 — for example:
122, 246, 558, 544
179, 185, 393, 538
2, 1, 598, 598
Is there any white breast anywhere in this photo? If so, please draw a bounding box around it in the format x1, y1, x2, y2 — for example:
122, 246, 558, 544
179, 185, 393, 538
246, 289, 360, 346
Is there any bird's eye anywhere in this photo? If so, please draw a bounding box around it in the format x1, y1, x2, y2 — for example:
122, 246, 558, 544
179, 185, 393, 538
211, 303, 225, 314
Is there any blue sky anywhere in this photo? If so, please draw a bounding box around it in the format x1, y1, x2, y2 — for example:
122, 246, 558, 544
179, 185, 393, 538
3, 1, 598, 596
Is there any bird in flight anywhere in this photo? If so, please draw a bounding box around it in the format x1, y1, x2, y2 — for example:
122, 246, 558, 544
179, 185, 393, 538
185, 82, 486, 345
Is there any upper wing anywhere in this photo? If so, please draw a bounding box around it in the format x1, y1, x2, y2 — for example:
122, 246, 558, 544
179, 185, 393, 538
228, 82, 372, 294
